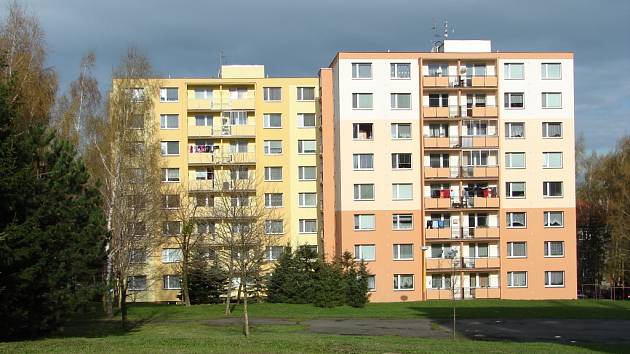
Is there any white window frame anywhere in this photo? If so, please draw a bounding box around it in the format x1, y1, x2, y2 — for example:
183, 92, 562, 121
353, 154, 374, 170
544, 241, 565, 257
163, 275, 181, 290
354, 244, 376, 261
128, 275, 147, 291
391, 63, 411, 79
352, 123, 373, 140
542, 122, 563, 138
504, 92, 524, 109
393, 274, 414, 291
298, 166, 317, 181
392, 183, 413, 201
506, 212, 527, 228
352, 93, 373, 110
391, 123, 412, 140
160, 141, 180, 156
507, 271, 528, 288
392, 214, 413, 230
265, 220, 284, 235
264, 140, 282, 155
264, 167, 283, 182
351, 63, 372, 79
542, 92, 562, 109
298, 140, 317, 154
505, 152, 526, 169
542, 63, 562, 80
505, 122, 525, 139
544, 271, 565, 287
263, 113, 282, 128
506, 182, 526, 199
264, 193, 283, 208
392, 153, 412, 169
263, 87, 282, 101
194, 88, 212, 100
353, 214, 375, 231
507, 242, 527, 258
159, 87, 178, 102
353, 184, 375, 201
367, 275, 376, 292
195, 114, 212, 127
160, 114, 179, 129
298, 192, 317, 208
265, 246, 285, 261
544, 211, 564, 228
161, 168, 180, 183
298, 113, 316, 128
297, 87, 315, 101
543, 181, 564, 198
391, 93, 412, 110
504, 63, 524, 80
543, 152, 563, 169
298, 219, 317, 234
161, 248, 182, 263
393, 244, 414, 260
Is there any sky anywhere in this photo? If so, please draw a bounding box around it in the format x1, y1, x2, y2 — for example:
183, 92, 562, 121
10, 0, 630, 153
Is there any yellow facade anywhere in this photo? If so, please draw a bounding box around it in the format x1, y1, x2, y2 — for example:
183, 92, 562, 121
131, 66, 320, 302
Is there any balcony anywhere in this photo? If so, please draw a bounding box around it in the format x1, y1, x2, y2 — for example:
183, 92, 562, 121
188, 124, 256, 138
423, 166, 459, 179
469, 106, 498, 117
188, 152, 256, 165
422, 105, 498, 119
422, 75, 497, 88
462, 227, 500, 239
426, 289, 454, 300
460, 135, 499, 148
468, 287, 500, 299
425, 226, 499, 240
188, 179, 256, 193
425, 227, 452, 240
187, 96, 255, 112
426, 257, 500, 270
424, 197, 451, 209
461, 166, 499, 178
424, 196, 499, 210
424, 136, 458, 149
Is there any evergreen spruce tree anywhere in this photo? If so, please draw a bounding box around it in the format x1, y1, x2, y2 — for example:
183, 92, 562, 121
187, 251, 226, 305
312, 259, 345, 308
346, 261, 369, 307
266, 247, 293, 303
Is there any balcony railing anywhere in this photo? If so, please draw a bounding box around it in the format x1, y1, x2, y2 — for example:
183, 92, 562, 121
422, 75, 498, 88
460, 165, 499, 178
424, 135, 499, 149
426, 257, 500, 270
187, 96, 255, 111
425, 226, 500, 240
426, 287, 500, 300
423, 105, 498, 119
423, 165, 499, 179
424, 196, 499, 209
188, 124, 256, 138
188, 151, 256, 165
188, 179, 257, 192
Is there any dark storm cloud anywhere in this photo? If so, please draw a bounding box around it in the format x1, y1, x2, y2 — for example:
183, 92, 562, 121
14, 0, 630, 152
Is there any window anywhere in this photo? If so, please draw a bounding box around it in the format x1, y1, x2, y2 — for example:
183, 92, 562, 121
228, 140, 248, 154
542, 63, 561, 79
128, 88, 144, 102
352, 93, 373, 109
298, 193, 317, 207
392, 153, 412, 169
265, 246, 285, 261
393, 244, 413, 260
128, 276, 147, 291
543, 182, 563, 197
465, 121, 488, 136
265, 220, 284, 234
162, 194, 180, 209
505, 152, 526, 169
160, 141, 179, 155
354, 245, 375, 261
542, 122, 562, 138
196, 220, 214, 234
504, 93, 524, 109
353, 184, 374, 200
391, 93, 411, 109
162, 248, 182, 263
428, 93, 448, 107
264, 140, 282, 155
391, 123, 412, 139
507, 242, 527, 258
506, 182, 526, 198
130, 115, 144, 129
505, 122, 525, 138
427, 63, 448, 76
507, 271, 527, 287
367, 275, 376, 291
431, 274, 451, 289
264, 193, 283, 208
263, 87, 281, 101
230, 166, 249, 180
353, 154, 374, 170
542, 92, 562, 109
354, 214, 375, 231
223, 111, 248, 125
229, 87, 248, 99
161, 168, 180, 182
160, 114, 178, 129
391, 63, 411, 79
231, 196, 250, 207
430, 244, 451, 258
352, 123, 373, 140
129, 168, 144, 184
160, 87, 178, 102
469, 243, 489, 258
263, 113, 282, 128
545, 271, 565, 287
195, 194, 213, 208
429, 154, 450, 168
298, 166, 316, 181
195, 114, 212, 126
504, 63, 524, 79
298, 113, 316, 128
392, 214, 413, 230
506, 212, 526, 228
299, 219, 317, 233
543, 152, 563, 168
163, 275, 181, 290
264, 167, 282, 181
194, 88, 212, 99
297, 87, 315, 101
393, 274, 414, 290
195, 167, 214, 181
544, 241, 565, 257
162, 221, 181, 236
392, 183, 413, 200
352, 63, 372, 79
129, 249, 147, 264
298, 140, 317, 154
544, 211, 564, 227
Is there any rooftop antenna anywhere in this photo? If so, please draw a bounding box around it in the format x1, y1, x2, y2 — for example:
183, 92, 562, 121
431, 19, 454, 52
218, 50, 226, 77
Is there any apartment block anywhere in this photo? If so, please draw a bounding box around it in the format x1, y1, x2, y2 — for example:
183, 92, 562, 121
320, 40, 576, 302
128, 65, 320, 302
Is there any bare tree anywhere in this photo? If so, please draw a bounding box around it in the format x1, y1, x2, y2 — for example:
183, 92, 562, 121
0, 1, 57, 129
86, 47, 162, 325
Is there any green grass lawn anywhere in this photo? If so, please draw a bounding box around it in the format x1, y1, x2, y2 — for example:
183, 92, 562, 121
2, 300, 630, 353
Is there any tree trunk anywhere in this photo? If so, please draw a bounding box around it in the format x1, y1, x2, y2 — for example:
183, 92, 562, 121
182, 253, 191, 306
224, 269, 233, 315
235, 281, 243, 305
102, 259, 113, 318
243, 285, 250, 337
120, 283, 128, 328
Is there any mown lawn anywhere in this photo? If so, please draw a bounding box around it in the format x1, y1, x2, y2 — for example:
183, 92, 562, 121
2, 300, 630, 353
